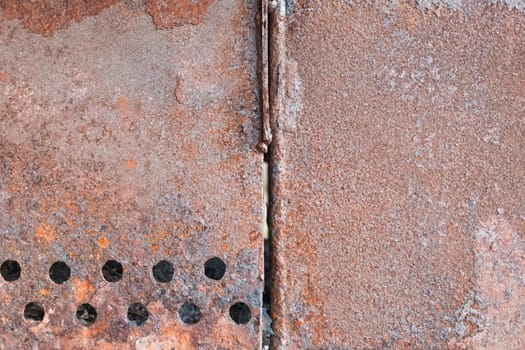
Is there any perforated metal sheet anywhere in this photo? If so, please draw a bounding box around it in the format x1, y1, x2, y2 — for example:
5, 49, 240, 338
0, 1, 263, 349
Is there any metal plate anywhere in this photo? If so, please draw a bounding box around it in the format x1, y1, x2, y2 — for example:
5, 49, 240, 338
271, 1, 525, 349
0, 1, 263, 349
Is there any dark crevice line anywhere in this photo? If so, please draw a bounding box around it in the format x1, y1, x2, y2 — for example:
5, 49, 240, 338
262, 0, 282, 348
263, 144, 273, 349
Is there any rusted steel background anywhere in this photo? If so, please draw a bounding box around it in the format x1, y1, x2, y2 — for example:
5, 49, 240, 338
0, 1, 263, 349
270, 1, 525, 349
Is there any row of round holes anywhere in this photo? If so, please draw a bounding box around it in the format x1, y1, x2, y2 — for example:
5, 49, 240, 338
23, 300, 252, 326
0, 257, 227, 283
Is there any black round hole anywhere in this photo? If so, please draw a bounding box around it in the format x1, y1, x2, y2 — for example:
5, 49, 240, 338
76, 303, 97, 326
152, 260, 174, 283
102, 260, 123, 282
24, 302, 45, 322
229, 302, 251, 324
0, 260, 21, 282
49, 261, 71, 284
204, 257, 226, 280
127, 303, 148, 326
178, 302, 201, 324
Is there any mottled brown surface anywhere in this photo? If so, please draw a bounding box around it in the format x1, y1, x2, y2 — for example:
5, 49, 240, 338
0, 1, 262, 349
0, 0, 215, 36
271, 1, 525, 349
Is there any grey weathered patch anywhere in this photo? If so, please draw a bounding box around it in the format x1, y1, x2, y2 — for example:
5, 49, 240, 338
488, 0, 525, 10
286, 0, 297, 16
443, 291, 485, 339
416, 0, 463, 11
280, 58, 303, 133
449, 218, 525, 349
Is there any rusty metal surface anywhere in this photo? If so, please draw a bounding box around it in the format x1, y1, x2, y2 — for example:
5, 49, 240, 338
270, 1, 525, 349
0, 1, 263, 349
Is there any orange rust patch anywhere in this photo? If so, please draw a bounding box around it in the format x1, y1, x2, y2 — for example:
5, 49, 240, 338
146, 0, 214, 29
0, 0, 119, 36
64, 216, 77, 228
97, 236, 110, 249
84, 229, 96, 236
115, 96, 128, 112
209, 316, 255, 349
0, 71, 7, 81
34, 222, 57, 245
126, 159, 137, 170
71, 278, 96, 302
39, 199, 47, 214
146, 229, 169, 253
155, 324, 194, 349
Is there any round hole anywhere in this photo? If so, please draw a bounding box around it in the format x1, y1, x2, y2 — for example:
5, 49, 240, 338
152, 260, 174, 283
229, 302, 251, 324
76, 303, 97, 326
127, 303, 148, 326
0, 260, 21, 282
49, 261, 71, 284
204, 257, 226, 280
102, 260, 123, 282
178, 302, 201, 324
24, 302, 45, 322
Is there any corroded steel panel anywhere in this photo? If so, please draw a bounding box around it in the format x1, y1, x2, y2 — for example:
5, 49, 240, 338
271, 1, 525, 349
0, 1, 263, 349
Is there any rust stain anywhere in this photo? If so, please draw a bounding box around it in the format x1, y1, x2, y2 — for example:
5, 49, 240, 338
34, 222, 57, 245
126, 159, 137, 170
39, 199, 48, 214
115, 96, 128, 113
97, 236, 110, 249
71, 278, 96, 302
